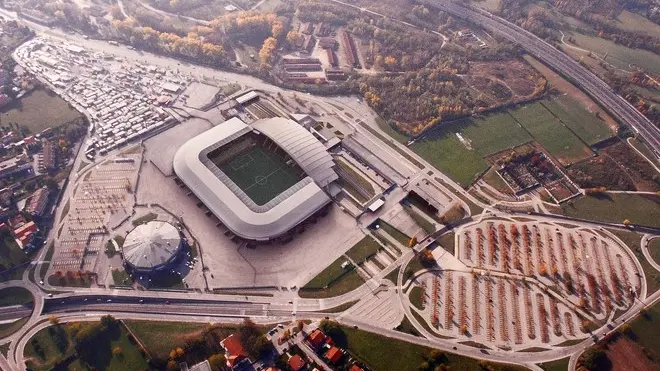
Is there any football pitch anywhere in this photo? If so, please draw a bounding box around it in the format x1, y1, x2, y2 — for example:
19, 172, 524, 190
219, 147, 304, 206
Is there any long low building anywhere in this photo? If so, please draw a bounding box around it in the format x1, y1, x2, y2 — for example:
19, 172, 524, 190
173, 117, 338, 241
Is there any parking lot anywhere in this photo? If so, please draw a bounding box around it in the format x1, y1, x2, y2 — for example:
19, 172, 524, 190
406, 217, 642, 349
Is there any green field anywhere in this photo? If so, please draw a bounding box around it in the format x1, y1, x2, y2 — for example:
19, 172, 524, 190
25, 320, 148, 371
609, 229, 660, 295
628, 300, 660, 353
375, 220, 411, 247
537, 357, 570, 371
0, 89, 83, 134
123, 320, 208, 359
335, 326, 528, 371
615, 10, 660, 39
460, 113, 533, 155
411, 112, 531, 187
0, 232, 31, 282
217, 146, 303, 206
650, 238, 660, 267
0, 286, 34, 307
411, 97, 600, 185
300, 255, 365, 298
345, 236, 382, 264
509, 101, 592, 165
541, 96, 613, 145
562, 193, 660, 228
565, 30, 660, 75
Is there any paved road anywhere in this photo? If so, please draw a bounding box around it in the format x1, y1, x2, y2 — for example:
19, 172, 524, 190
424, 0, 660, 159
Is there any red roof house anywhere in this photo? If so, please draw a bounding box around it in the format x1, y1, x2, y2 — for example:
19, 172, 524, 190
325, 347, 343, 364
288, 354, 306, 371
308, 329, 326, 348
220, 334, 249, 369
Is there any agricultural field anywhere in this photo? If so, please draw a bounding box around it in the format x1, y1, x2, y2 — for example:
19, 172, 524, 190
407, 217, 642, 348
509, 101, 593, 165
563, 30, 660, 75
0, 88, 83, 134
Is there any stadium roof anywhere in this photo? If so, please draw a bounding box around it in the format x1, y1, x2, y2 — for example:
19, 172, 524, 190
173, 117, 336, 241
252, 118, 338, 188
122, 221, 182, 270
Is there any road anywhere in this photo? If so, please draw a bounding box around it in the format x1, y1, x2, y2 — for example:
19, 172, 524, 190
424, 0, 660, 159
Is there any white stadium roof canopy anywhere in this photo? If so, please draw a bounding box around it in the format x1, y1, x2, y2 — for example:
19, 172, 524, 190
173, 117, 337, 241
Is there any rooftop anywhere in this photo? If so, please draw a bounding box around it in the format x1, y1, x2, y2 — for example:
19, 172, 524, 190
122, 221, 182, 270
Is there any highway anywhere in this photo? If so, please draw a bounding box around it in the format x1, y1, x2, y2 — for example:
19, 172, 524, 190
424, 0, 660, 159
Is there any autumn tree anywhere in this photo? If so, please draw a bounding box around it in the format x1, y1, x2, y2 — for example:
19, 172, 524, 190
259, 37, 277, 66
208, 353, 226, 370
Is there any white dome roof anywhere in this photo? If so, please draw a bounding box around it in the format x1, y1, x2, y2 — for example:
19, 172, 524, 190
122, 221, 182, 270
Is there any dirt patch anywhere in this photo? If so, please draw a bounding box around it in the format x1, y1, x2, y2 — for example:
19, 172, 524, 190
463, 60, 540, 105
605, 337, 659, 371
524, 54, 618, 132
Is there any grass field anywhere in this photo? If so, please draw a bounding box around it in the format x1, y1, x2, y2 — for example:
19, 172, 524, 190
25, 322, 148, 371
217, 146, 303, 206
345, 236, 381, 264
650, 238, 660, 267
0, 233, 31, 282
628, 300, 660, 353
565, 30, 660, 75
541, 96, 613, 145
300, 256, 365, 298
0, 317, 30, 339
0, 286, 34, 307
409, 286, 424, 310
412, 97, 600, 185
375, 220, 411, 247
509, 101, 592, 165
39, 243, 54, 281
123, 320, 208, 359
336, 326, 527, 371
562, 193, 660, 228
608, 229, 660, 294
0, 89, 82, 134
615, 10, 660, 38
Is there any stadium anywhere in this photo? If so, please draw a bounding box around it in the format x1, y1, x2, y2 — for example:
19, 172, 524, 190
173, 117, 338, 241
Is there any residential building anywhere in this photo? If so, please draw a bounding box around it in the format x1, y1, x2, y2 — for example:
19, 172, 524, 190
25, 187, 49, 217
38, 141, 56, 172
288, 354, 306, 371
325, 347, 343, 364
14, 220, 38, 249
219, 334, 250, 370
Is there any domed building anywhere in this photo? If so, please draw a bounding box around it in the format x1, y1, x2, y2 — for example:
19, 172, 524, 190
122, 221, 183, 274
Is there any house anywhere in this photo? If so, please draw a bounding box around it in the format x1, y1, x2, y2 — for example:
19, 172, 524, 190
187, 360, 212, 371
325, 347, 343, 364
24, 187, 49, 217
308, 329, 326, 348
219, 334, 250, 370
38, 142, 57, 172
288, 354, 306, 371
14, 220, 38, 249
350, 365, 365, 371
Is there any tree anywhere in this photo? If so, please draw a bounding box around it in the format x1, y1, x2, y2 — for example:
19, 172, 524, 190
259, 37, 278, 66
286, 30, 302, 47
112, 346, 123, 357
208, 353, 226, 370
167, 360, 177, 370
48, 316, 60, 325
623, 219, 631, 225
297, 320, 305, 332
175, 347, 184, 358
581, 347, 609, 370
